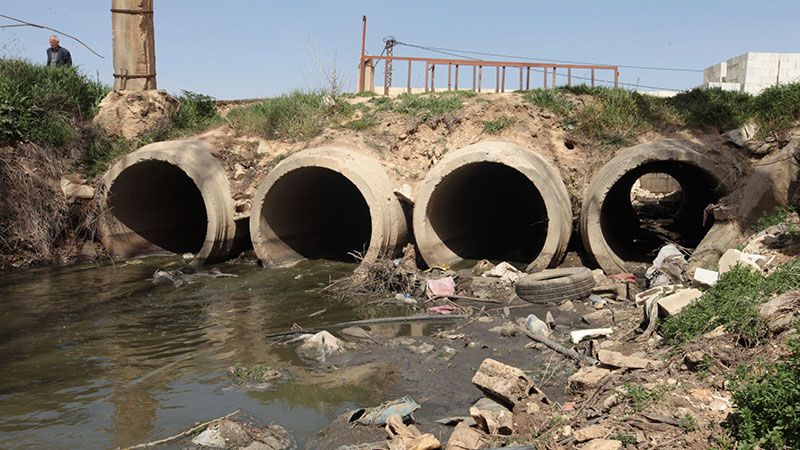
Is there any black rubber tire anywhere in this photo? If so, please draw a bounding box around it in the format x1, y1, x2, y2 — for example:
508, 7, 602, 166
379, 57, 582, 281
515, 267, 595, 304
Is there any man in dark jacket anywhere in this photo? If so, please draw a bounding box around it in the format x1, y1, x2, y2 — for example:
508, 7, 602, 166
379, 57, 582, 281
46, 35, 72, 67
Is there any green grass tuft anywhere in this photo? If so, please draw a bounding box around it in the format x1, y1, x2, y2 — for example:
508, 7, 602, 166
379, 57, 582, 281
622, 382, 667, 412
375, 93, 463, 123
345, 115, 378, 131
227, 91, 353, 141
755, 206, 795, 232
521, 89, 574, 116
482, 116, 515, 134
730, 334, 800, 449
661, 260, 800, 345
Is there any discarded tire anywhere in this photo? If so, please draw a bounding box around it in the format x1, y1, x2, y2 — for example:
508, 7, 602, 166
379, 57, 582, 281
515, 267, 595, 304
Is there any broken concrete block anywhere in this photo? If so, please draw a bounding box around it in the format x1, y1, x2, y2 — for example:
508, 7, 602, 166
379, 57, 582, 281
472, 358, 535, 407
446, 421, 488, 450
469, 397, 513, 435
568, 366, 611, 394
582, 309, 613, 327
581, 438, 622, 450
692, 268, 719, 288
657, 288, 703, 317
574, 424, 610, 443
718, 248, 767, 274
597, 349, 663, 370
570, 328, 613, 344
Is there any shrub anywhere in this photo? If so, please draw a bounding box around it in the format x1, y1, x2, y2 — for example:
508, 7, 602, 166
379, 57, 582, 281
0, 59, 108, 146
668, 88, 753, 131
753, 82, 800, 138
169, 90, 220, 136
730, 335, 800, 449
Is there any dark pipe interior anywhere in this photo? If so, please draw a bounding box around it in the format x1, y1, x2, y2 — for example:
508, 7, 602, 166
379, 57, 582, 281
600, 161, 725, 262
108, 160, 207, 254
262, 167, 372, 261
427, 162, 548, 264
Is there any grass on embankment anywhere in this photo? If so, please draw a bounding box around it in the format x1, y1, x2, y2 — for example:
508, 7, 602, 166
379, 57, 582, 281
0, 59, 108, 146
521, 83, 800, 146
226, 91, 356, 141
659, 260, 800, 345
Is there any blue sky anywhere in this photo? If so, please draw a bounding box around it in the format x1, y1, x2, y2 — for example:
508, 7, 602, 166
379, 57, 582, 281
2, 1, 798, 99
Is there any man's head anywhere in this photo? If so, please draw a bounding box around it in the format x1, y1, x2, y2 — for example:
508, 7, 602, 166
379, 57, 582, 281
49, 35, 59, 49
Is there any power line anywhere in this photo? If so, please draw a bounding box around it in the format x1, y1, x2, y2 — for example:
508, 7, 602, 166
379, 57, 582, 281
0, 12, 104, 58
394, 40, 702, 73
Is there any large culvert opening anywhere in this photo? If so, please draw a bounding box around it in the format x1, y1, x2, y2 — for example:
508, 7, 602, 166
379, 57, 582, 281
107, 160, 208, 254
426, 162, 548, 264
600, 162, 724, 262
261, 167, 372, 262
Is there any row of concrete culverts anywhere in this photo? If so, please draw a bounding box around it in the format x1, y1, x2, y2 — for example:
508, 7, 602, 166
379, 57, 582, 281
98, 139, 733, 274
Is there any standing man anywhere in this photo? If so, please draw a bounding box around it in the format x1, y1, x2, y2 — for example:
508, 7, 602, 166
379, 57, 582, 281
46, 35, 72, 68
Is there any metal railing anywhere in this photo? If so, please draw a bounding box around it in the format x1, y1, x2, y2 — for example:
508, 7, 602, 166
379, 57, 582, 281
356, 17, 619, 95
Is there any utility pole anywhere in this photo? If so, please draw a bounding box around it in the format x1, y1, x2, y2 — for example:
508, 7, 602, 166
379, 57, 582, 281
111, 0, 156, 90
383, 36, 396, 96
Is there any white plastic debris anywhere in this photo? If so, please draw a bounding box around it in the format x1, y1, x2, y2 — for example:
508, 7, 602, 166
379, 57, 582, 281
570, 327, 613, 344
484, 262, 524, 283
525, 314, 550, 337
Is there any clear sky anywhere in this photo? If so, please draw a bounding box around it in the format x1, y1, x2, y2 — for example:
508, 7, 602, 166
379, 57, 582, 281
2, 1, 799, 99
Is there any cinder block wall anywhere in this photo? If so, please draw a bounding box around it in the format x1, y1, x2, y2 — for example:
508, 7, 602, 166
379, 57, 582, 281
703, 52, 800, 95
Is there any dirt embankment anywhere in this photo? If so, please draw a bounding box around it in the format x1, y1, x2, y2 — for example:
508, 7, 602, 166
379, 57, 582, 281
3, 88, 798, 270
194, 92, 752, 225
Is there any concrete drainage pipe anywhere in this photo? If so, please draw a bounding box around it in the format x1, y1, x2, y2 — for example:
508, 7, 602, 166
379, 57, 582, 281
250, 147, 408, 267
99, 140, 240, 265
580, 139, 734, 274
413, 141, 572, 271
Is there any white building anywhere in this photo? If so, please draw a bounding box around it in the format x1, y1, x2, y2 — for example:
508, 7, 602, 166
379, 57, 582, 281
703, 52, 800, 94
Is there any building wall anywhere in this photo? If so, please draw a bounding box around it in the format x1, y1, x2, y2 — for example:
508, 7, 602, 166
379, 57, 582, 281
702, 52, 800, 95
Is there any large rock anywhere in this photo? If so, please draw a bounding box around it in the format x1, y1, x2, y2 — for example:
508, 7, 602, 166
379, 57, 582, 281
93, 89, 179, 139
446, 421, 488, 450
597, 350, 663, 370
472, 358, 536, 408
568, 366, 610, 394
581, 438, 622, 450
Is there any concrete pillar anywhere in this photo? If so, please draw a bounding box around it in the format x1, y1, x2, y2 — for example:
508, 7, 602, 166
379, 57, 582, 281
364, 59, 375, 93
111, 0, 156, 90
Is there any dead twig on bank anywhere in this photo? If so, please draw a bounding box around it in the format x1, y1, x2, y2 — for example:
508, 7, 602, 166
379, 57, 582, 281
121, 410, 241, 449
523, 330, 599, 366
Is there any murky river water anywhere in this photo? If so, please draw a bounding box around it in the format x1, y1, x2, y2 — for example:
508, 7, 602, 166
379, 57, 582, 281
0, 256, 396, 449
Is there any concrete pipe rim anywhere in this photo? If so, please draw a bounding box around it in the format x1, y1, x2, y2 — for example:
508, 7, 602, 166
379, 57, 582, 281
98, 140, 238, 265
249, 146, 408, 267
580, 139, 734, 274
412, 140, 573, 271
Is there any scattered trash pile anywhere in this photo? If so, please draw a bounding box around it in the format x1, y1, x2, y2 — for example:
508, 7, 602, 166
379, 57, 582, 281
128, 210, 800, 449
